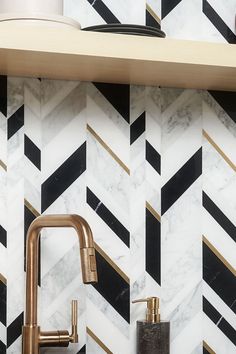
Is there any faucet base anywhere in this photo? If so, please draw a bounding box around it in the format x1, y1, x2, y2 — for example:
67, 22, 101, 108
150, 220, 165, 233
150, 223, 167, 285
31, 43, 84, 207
22, 325, 70, 354
39, 330, 70, 347
22, 325, 40, 354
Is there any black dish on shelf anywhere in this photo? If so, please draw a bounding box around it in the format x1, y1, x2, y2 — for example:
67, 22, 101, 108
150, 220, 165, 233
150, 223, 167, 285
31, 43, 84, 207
82, 24, 166, 38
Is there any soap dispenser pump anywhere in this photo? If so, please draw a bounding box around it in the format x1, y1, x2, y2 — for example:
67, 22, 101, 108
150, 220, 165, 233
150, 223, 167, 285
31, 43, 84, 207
132, 297, 170, 354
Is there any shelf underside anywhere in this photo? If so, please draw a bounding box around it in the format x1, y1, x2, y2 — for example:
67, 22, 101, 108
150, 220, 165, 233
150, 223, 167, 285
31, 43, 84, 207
0, 23, 235, 91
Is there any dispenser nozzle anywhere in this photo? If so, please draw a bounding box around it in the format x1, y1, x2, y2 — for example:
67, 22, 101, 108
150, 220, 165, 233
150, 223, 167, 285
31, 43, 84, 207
132, 297, 160, 323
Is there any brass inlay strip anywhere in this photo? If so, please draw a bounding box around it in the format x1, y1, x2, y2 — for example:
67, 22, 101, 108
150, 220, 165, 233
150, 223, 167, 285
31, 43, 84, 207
146, 201, 161, 222
87, 124, 130, 175
87, 327, 113, 354
0, 159, 7, 171
95, 242, 130, 284
203, 340, 216, 354
203, 130, 236, 172
146, 4, 161, 24
0, 273, 7, 285
24, 199, 40, 217
203, 235, 236, 276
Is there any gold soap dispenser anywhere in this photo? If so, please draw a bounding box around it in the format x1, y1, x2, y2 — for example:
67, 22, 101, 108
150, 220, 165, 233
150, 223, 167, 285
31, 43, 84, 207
132, 297, 170, 354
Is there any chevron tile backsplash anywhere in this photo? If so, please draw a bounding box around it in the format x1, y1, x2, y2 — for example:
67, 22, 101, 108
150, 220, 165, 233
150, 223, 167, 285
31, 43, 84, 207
0, 1, 236, 354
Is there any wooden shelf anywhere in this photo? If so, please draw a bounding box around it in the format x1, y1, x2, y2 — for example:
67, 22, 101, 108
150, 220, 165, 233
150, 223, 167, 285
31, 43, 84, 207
0, 22, 236, 91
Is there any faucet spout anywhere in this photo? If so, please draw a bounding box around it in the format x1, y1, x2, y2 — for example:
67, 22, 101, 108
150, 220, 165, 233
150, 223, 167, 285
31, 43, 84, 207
25, 214, 98, 328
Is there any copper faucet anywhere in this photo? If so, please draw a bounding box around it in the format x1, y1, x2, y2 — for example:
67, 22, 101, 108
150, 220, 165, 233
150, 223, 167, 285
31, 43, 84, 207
22, 214, 98, 354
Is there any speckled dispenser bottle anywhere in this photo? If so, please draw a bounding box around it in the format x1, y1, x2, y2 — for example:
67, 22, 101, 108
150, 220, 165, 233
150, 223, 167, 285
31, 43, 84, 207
132, 297, 170, 354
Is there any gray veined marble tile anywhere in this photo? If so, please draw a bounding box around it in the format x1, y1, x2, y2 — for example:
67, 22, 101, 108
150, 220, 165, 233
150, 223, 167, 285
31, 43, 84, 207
167, 282, 202, 341
162, 90, 202, 152
161, 88, 184, 113
130, 85, 146, 124
202, 91, 236, 138
42, 82, 86, 147
41, 79, 78, 106
41, 244, 83, 308
7, 77, 24, 118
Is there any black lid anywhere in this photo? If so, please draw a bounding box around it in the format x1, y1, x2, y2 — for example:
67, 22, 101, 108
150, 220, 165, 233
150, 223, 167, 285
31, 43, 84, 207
82, 24, 166, 38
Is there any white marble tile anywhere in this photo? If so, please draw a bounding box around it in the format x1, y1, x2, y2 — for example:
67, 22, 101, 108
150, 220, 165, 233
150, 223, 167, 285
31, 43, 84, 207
147, 0, 161, 19
0, 169, 7, 232
41, 244, 83, 305
87, 173, 129, 230
208, 0, 236, 33
130, 221, 145, 280
162, 114, 202, 186
146, 113, 161, 153
161, 174, 202, 342
162, 0, 225, 42
7, 337, 22, 354
161, 178, 202, 271
41, 230, 82, 284
145, 273, 161, 299
203, 135, 236, 226
191, 344, 202, 354
168, 282, 202, 341
103, 0, 129, 23
87, 133, 130, 214
87, 83, 130, 138
146, 170, 161, 213
203, 281, 236, 331
128, 0, 145, 24
87, 299, 129, 354
7, 134, 25, 327
171, 312, 202, 354
87, 84, 130, 157
24, 79, 41, 152
41, 110, 86, 182
203, 314, 236, 354
87, 285, 129, 338
64, 0, 89, 28
203, 102, 236, 164
84, 2, 106, 27
130, 85, 146, 124
203, 208, 236, 269
0, 113, 7, 163
200, 11, 227, 43
24, 178, 41, 213
86, 206, 130, 276
87, 334, 106, 354
0, 321, 6, 345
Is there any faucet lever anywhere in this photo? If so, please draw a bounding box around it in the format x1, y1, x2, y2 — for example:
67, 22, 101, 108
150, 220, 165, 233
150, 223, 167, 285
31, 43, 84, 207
70, 300, 79, 343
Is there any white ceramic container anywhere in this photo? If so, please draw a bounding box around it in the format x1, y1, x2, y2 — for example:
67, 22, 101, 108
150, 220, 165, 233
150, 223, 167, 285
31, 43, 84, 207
0, 0, 80, 29
0, 0, 63, 16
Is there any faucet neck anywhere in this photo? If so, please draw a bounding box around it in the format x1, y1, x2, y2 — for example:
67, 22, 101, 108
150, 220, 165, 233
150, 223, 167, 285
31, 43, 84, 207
25, 228, 40, 325
25, 214, 98, 326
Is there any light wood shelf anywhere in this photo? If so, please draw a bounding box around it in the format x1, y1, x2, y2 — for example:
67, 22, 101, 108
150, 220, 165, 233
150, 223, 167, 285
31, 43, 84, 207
0, 23, 236, 91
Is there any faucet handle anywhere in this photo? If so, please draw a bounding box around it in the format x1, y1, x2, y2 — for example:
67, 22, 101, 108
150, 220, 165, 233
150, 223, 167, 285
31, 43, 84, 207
70, 300, 79, 343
